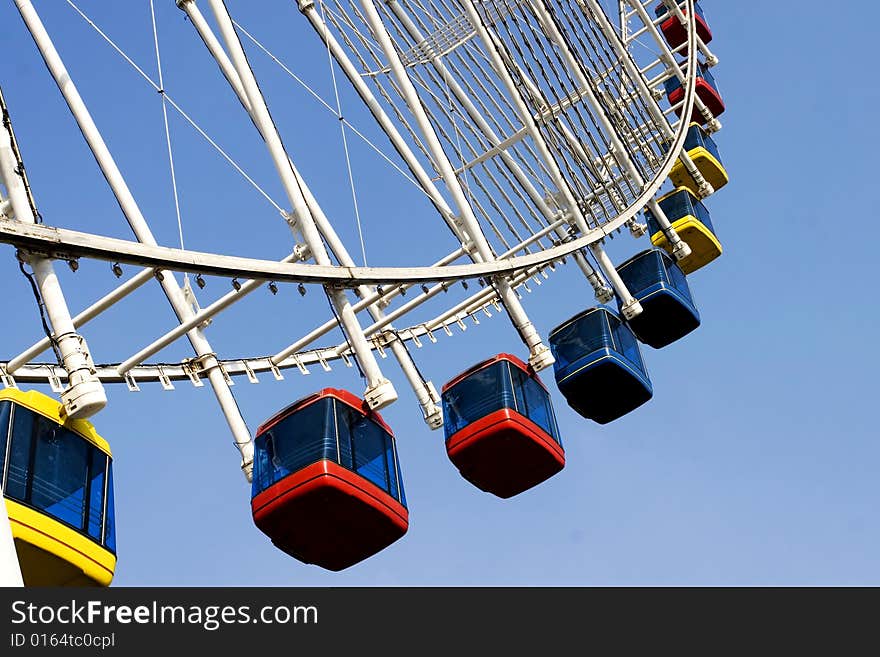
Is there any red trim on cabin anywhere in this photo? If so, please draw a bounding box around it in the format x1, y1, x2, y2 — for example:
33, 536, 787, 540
446, 407, 564, 462
251, 460, 408, 571
445, 408, 565, 498
659, 13, 712, 49
667, 78, 725, 121
251, 459, 408, 527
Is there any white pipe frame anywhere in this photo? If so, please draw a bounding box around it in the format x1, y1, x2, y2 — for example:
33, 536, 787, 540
8, 267, 155, 373
0, 1, 700, 391
184, 0, 443, 424
656, 0, 717, 66
519, 0, 693, 273
0, 87, 107, 420
458, 0, 646, 318
356, 0, 555, 372
296, 0, 610, 308
625, 0, 721, 133
383, 0, 612, 302
206, 0, 400, 411
13, 0, 256, 480
579, 0, 713, 199
306, 0, 554, 369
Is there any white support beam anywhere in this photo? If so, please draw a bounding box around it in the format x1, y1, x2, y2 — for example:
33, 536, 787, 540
0, 86, 107, 420
206, 0, 398, 411
13, 0, 255, 481
357, 0, 554, 371
7, 267, 155, 373
182, 0, 440, 425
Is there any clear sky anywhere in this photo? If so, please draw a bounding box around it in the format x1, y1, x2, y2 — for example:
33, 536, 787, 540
2, 0, 878, 586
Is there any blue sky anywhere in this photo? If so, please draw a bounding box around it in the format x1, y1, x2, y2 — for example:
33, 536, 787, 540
2, 0, 879, 586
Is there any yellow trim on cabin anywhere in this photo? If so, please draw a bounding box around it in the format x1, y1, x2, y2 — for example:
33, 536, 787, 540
670, 146, 729, 197
6, 499, 116, 587
650, 216, 723, 275
0, 389, 110, 456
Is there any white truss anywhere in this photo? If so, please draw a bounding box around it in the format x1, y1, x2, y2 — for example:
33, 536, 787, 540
0, 0, 705, 479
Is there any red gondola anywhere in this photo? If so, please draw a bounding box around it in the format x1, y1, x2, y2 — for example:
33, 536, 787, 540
664, 60, 725, 124
441, 354, 564, 499
250, 388, 408, 571
655, 2, 713, 51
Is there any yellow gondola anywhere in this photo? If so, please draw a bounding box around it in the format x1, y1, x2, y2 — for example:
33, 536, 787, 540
1, 389, 116, 586
645, 187, 722, 274
668, 123, 729, 196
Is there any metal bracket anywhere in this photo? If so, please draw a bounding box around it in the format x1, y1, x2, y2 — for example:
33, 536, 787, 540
423, 324, 437, 343
124, 372, 140, 392
243, 360, 259, 384
0, 366, 18, 390
292, 241, 311, 262
157, 366, 175, 391
268, 360, 284, 381
293, 354, 310, 375
183, 361, 205, 388
46, 366, 64, 393
218, 362, 234, 387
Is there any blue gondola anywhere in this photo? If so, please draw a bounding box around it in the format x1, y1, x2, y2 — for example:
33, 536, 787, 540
251, 388, 408, 571
616, 248, 700, 349
441, 353, 565, 499
549, 307, 653, 424
645, 186, 721, 274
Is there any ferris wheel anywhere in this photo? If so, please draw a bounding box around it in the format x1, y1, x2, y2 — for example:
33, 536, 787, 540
0, 0, 727, 583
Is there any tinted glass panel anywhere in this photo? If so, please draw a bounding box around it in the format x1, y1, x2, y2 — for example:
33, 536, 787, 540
618, 250, 666, 297
655, 1, 703, 18
510, 367, 561, 445
336, 401, 352, 471
87, 450, 105, 542
664, 74, 682, 95
698, 62, 717, 89
386, 442, 400, 501
658, 189, 695, 222
651, 189, 715, 234
666, 258, 693, 299
442, 361, 513, 437
0, 401, 10, 488
335, 401, 404, 506
550, 311, 614, 371
350, 409, 390, 495
398, 466, 407, 508
6, 407, 34, 501
30, 416, 89, 532
613, 319, 647, 373
4, 405, 112, 549
685, 124, 722, 162
104, 465, 116, 552
252, 398, 335, 497
693, 197, 715, 232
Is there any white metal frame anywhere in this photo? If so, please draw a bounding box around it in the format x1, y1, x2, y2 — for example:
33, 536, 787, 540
0, 0, 705, 585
